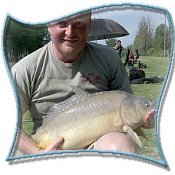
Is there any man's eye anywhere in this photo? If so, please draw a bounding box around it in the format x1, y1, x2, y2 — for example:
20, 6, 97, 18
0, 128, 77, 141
56, 22, 65, 27
75, 22, 83, 26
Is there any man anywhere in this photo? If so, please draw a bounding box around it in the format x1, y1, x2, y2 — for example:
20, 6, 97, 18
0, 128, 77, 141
11, 11, 155, 156
113, 40, 122, 57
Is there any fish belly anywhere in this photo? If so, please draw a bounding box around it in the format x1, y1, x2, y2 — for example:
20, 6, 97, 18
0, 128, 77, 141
32, 93, 124, 149
59, 110, 122, 149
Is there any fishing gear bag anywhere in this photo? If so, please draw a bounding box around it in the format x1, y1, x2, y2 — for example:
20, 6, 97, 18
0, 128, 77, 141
130, 76, 164, 84
129, 69, 145, 82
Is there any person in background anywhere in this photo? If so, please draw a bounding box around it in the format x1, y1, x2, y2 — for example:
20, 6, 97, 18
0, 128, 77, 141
129, 52, 134, 60
113, 40, 122, 57
129, 52, 134, 63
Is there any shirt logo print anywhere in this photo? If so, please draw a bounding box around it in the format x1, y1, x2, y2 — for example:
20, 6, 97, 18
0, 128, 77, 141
82, 73, 102, 85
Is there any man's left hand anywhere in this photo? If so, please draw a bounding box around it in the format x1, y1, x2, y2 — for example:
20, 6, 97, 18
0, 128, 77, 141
141, 109, 155, 129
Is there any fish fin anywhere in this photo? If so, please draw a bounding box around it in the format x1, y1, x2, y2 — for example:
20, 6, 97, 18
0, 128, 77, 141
134, 127, 147, 140
123, 125, 142, 148
87, 142, 95, 150
70, 85, 88, 97
33, 142, 47, 149
43, 86, 88, 123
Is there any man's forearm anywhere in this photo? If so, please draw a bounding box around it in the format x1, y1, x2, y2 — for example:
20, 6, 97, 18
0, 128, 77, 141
14, 127, 40, 155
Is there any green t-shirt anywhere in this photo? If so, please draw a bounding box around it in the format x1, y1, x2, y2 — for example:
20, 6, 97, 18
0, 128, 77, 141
11, 41, 132, 132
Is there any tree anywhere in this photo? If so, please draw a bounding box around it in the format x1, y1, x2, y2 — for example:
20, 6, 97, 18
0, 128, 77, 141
147, 24, 169, 57
147, 33, 163, 56
4, 17, 47, 62
133, 15, 155, 56
105, 38, 117, 48
153, 24, 169, 50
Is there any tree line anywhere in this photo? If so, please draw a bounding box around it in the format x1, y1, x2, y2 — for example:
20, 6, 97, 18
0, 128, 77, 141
106, 15, 169, 58
4, 15, 169, 64
4, 17, 48, 62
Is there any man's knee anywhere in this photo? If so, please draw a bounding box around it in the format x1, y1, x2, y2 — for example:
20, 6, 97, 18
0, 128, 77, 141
94, 132, 138, 154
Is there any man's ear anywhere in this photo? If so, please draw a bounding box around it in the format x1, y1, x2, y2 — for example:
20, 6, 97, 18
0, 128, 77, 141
47, 24, 51, 33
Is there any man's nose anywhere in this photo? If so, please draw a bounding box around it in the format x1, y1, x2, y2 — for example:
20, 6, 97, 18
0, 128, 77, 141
65, 24, 75, 37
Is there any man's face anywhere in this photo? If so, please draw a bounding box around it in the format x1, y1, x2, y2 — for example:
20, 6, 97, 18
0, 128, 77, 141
48, 13, 91, 62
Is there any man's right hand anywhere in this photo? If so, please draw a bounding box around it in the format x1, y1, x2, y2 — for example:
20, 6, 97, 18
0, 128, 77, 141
39, 137, 64, 153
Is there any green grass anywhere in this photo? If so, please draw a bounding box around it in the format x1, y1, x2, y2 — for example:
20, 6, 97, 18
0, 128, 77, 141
22, 56, 170, 161
139, 128, 161, 160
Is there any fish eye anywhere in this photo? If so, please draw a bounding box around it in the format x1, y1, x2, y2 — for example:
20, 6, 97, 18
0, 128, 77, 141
144, 101, 150, 107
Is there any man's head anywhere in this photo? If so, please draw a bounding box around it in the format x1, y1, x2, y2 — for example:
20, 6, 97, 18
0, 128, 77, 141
47, 11, 91, 63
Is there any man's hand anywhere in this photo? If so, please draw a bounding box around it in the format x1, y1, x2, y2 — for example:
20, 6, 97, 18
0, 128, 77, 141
39, 137, 64, 153
141, 109, 155, 129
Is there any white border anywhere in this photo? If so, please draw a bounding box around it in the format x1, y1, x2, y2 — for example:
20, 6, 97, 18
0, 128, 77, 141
1, 0, 175, 174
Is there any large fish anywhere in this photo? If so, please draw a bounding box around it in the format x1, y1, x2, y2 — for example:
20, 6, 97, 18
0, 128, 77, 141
31, 85, 157, 150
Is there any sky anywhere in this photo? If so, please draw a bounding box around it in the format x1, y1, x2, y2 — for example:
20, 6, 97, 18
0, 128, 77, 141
91, 8, 167, 48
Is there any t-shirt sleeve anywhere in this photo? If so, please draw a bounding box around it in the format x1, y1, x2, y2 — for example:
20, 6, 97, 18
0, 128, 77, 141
108, 54, 133, 94
11, 66, 30, 123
